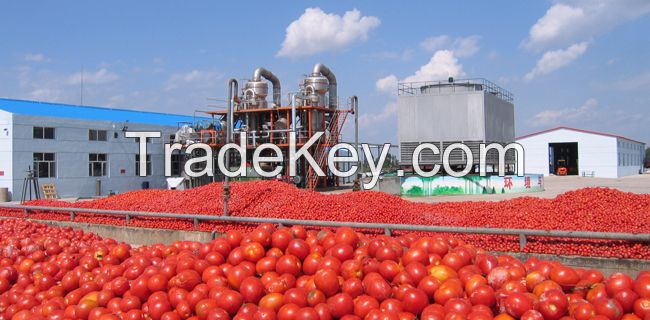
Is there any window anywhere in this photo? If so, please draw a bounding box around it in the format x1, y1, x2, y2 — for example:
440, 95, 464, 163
89, 129, 108, 141
89, 153, 108, 176
33, 153, 56, 178
33, 127, 55, 139
170, 154, 183, 176
135, 154, 152, 176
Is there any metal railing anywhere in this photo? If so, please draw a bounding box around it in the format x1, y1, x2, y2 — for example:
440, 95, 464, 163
1, 204, 649, 250
398, 78, 514, 103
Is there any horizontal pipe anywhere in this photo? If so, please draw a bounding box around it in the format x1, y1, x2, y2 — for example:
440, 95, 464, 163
2, 204, 649, 242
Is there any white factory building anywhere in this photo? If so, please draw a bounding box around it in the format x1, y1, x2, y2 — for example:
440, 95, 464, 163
516, 127, 645, 178
0, 98, 196, 200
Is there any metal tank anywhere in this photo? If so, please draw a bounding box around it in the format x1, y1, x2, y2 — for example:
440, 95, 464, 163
241, 67, 281, 109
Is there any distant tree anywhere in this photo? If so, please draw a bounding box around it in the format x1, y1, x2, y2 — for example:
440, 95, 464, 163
646, 148, 650, 164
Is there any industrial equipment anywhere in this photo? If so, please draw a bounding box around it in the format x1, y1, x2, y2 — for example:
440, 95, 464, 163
174, 64, 357, 190
397, 78, 516, 174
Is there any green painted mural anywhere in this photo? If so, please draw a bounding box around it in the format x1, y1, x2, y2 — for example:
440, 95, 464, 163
401, 175, 544, 196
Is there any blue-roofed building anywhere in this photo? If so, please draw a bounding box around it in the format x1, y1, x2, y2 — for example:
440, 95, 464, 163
0, 98, 199, 199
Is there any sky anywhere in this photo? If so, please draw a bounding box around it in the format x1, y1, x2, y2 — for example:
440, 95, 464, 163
1, 1, 649, 144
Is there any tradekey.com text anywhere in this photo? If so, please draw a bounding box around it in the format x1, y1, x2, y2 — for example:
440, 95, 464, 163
126, 131, 525, 189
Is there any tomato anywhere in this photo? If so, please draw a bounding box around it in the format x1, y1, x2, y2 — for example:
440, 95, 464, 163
287, 240, 310, 261
295, 307, 319, 320
593, 297, 624, 320
283, 288, 308, 307
434, 279, 463, 305
341, 278, 363, 298
363, 273, 392, 302
147, 274, 169, 292
327, 293, 354, 318
314, 269, 340, 297
502, 293, 534, 318
428, 265, 457, 283
260, 293, 284, 312
401, 288, 428, 315
614, 289, 639, 313
240, 276, 265, 303
227, 265, 254, 290
636, 276, 650, 298
148, 297, 172, 320
444, 298, 472, 316
277, 303, 300, 320
633, 298, 650, 318
520, 310, 544, 320
195, 299, 218, 320
271, 229, 293, 251
276, 255, 302, 276
307, 289, 326, 307
120, 296, 142, 312
606, 273, 635, 296
538, 289, 568, 320
353, 295, 379, 318
470, 285, 496, 307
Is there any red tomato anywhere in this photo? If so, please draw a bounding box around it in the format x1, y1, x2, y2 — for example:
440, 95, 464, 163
314, 269, 340, 297
240, 277, 265, 304
502, 293, 534, 318
326, 293, 354, 318
593, 297, 624, 320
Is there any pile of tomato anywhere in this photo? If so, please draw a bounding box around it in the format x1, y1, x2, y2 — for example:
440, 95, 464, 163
1, 181, 650, 259
1, 219, 650, 320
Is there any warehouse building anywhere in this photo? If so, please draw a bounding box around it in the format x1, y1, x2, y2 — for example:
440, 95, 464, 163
0, 98, 195, 200
516, 127, 645, 178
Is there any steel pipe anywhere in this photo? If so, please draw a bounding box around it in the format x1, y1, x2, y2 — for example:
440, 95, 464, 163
224, 78, 238, 216
312, 63, 337, 109
351, 96, 360, 182
252, 68, 281, 107
1, 204, 650, 244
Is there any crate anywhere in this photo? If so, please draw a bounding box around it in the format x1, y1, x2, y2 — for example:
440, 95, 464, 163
41, 184, 58, 200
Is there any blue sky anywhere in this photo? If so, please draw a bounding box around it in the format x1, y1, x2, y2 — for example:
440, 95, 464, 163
1, 1, 649, 144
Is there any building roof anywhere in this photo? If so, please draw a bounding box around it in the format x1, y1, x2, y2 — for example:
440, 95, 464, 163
516, 126, 645, 145
0, 98, 200, 126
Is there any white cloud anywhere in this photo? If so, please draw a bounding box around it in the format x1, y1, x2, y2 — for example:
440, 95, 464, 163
67, 68, 119, 85
277, 8, 380, 58
524, 0, 650, 50
23, 53, 49, 62
419, 35, 449, 52
419, 35, 479, 58
366, 49, 414, 61
375, 50, 465, 95
28, 88, 63, 101
403, 50, 465, 83
375, 75, 398, 94
529, 98, 598, 126
452, 36, 480, 58
524, 42, 588, 81
359, 101, 397, 128
165, 70, 222, 91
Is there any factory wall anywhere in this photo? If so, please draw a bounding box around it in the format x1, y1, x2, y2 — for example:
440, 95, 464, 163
517, 129, 619, 178
8, 114, 179, 199
0, 111, 12, 196
483, 93, 515, 143
616, 138, 645, 177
